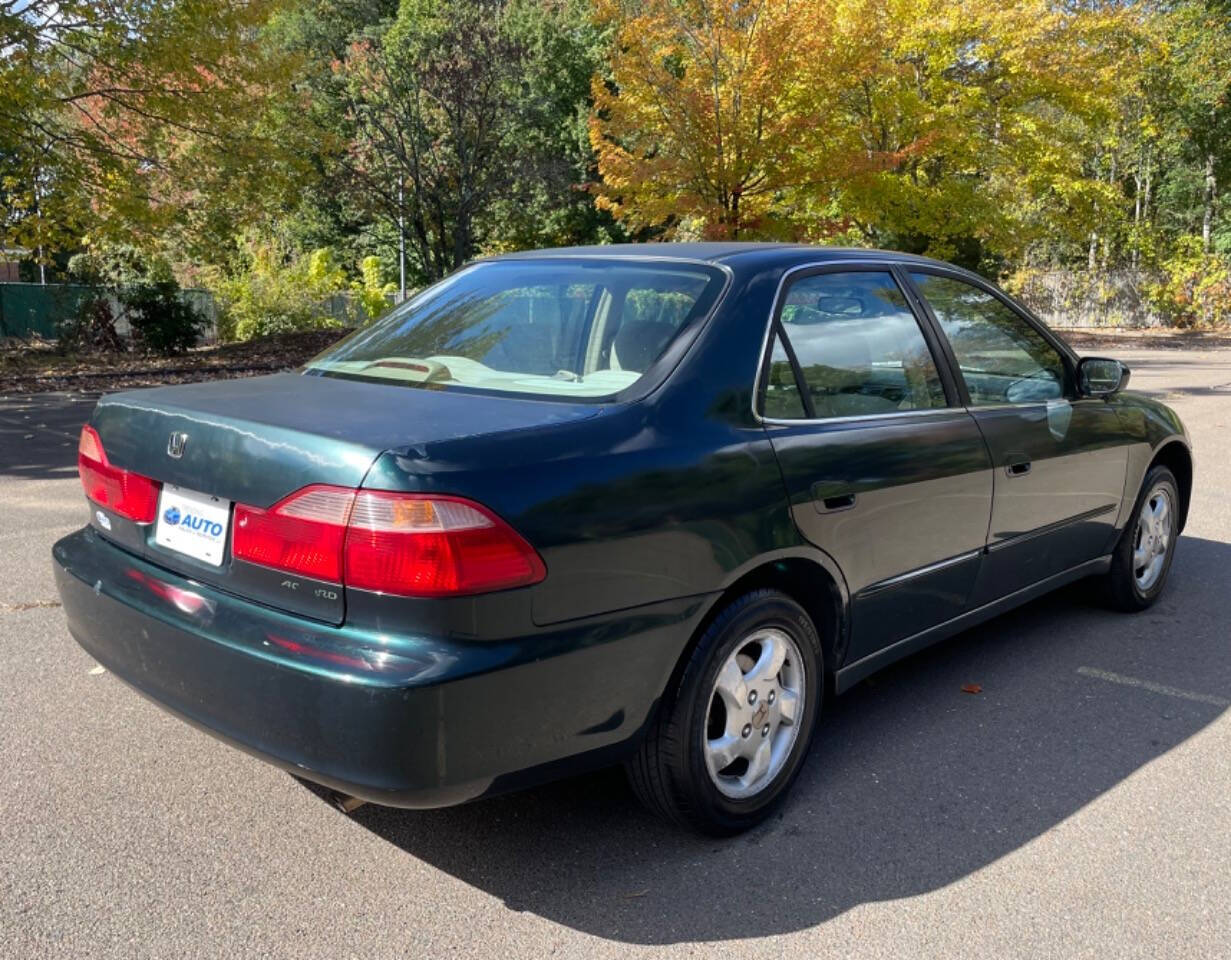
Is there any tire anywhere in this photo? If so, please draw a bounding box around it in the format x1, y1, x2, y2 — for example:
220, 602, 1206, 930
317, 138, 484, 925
1103, 465, 1180, 612
626, 589, 823, 835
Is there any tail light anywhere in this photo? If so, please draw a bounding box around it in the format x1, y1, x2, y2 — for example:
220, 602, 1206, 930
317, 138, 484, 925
78, 425, 161, 523
233, 486, 545, 597
233, 486, 354, 583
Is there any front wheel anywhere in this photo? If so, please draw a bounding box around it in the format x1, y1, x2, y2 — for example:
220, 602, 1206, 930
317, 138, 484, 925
626, 589, 822, 835
1103, 465, 1180, 611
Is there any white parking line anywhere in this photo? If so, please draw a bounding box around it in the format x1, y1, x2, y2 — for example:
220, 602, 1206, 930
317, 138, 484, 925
1077, 667, 1231, 708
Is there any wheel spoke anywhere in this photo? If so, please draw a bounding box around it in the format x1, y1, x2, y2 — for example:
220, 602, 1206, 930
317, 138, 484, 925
1133, 541, 1150, 568
706, 733, 744, 772
1154, 497, 1170, 532
748, 632, 787, 685
741, 738, 772, 789
713, 658, 748, 714
777, 688, 800, 726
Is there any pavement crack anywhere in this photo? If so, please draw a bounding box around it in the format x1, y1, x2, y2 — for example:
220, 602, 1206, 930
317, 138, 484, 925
0, 599, 63, 612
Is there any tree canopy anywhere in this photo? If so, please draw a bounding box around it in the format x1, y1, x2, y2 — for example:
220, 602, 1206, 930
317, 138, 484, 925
3, 0, 1229, 326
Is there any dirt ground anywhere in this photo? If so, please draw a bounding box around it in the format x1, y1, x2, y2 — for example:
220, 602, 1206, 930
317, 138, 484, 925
0, 328, 353, 395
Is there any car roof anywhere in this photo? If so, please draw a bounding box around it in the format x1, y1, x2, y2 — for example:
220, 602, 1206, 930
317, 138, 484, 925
486, 242, 954, 269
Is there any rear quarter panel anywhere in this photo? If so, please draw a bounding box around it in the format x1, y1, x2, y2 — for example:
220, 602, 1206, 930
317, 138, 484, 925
358, 262, 801, 628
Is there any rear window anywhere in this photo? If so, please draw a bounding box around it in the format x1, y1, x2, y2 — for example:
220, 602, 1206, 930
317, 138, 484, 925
305, 259, 726, 399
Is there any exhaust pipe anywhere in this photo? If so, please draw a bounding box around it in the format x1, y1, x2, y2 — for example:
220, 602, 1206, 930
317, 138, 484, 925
330, 791, 367, 814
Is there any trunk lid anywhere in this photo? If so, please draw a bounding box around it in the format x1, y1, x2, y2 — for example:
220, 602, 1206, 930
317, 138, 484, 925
88, 372, 599, 622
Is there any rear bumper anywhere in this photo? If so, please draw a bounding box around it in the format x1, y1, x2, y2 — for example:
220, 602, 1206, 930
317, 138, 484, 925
53, 527, 705, 807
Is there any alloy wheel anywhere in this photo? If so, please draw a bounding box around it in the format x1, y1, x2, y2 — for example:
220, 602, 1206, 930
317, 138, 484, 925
703, 627, 805, 800
1133, 484, 1174, 592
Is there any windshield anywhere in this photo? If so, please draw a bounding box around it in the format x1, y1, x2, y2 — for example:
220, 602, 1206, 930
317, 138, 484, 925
304, 258, 727, 399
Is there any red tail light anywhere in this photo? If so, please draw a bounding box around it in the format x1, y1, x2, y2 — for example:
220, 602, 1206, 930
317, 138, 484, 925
233, 486, 545, 597
233, 486, 354, 583
78, 425, 161, 523
345, 491, 546, 596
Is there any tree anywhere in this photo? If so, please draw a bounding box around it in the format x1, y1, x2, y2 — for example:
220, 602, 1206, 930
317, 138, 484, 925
0, 1, 308, 268
590, 0, 865, 239
831, 0, 1130, 268
335, 0, 612, 283
1163, 1, 1231, 254
591, 0, 1128, 268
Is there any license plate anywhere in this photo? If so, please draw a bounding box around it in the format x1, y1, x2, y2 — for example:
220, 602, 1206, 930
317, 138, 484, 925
154, 485, 231, 566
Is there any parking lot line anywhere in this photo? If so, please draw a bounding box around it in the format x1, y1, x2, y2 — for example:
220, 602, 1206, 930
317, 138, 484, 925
1077, 666, 1231, 708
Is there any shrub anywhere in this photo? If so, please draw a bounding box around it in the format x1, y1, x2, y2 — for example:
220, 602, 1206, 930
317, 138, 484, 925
1146, 238, 1231, 329
122, 280, 206, 355
353, 256, 396, 323
58, 293, 125, 353
213, 240, 348, 341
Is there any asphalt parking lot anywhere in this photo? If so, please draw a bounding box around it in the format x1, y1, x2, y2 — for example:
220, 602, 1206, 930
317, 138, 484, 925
2, 344, 1229, 959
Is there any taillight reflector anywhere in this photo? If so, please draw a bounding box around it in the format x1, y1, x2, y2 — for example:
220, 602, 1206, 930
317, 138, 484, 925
77, 425, 161, 524
232, 486, 545, 597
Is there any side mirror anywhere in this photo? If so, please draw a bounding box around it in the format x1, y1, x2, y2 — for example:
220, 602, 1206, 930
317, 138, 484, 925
1078, 357, 1130, 398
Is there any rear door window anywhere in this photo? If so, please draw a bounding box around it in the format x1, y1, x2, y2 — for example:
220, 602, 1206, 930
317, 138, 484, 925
766, 271, 947, 419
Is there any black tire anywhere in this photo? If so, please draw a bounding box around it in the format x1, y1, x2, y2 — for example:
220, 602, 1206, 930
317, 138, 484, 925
1102, 465, 1180, 612
626, 589, 822, 835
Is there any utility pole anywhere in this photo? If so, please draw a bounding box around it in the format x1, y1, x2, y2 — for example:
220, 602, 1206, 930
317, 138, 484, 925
34, 173, 46, 285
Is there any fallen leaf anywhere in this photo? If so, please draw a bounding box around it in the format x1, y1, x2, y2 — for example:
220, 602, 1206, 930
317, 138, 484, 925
961, 683, 982, 695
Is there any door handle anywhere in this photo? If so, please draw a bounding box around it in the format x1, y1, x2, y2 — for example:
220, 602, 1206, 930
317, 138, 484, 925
810, 482, 857, 513
816, 492, 857, 513
1005, 460, 1032, 478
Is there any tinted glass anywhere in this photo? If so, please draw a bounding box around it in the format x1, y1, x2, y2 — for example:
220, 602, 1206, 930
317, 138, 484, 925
772, 271, 946, 419
911, 273, 1066, 405
763, 332, 806, 419
307, 260, 725, 399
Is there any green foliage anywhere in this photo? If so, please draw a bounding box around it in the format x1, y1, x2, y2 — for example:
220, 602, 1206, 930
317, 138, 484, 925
1, 1, 308, 272
212, 237, 350, 341
122, 281, 206, 355
63, 241, 200, 354
333, 0, 620, 283
1146, 237, 1231, 329
7, 0, 1231, 327
353, 256, 396, 322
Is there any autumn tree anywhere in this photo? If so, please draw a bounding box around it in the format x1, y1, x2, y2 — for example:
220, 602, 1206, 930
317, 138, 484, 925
832, 0, 1130, 268
590, 0, 869, 240
0, 1, 308, 270
592, 0, 1129, 267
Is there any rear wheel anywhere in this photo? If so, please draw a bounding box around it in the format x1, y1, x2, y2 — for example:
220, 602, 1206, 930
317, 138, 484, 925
626, 589, 822, 835
1103, 465, 1180, 611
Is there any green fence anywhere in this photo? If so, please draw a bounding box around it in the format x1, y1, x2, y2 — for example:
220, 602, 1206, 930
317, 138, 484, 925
0, 283, 219, 340
0, 283, 97, 338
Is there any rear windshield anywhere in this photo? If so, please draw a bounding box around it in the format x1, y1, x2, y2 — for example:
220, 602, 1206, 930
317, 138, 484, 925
304, 258, 727, 399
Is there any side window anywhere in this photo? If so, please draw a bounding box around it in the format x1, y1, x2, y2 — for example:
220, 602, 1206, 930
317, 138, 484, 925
770, 271, 947, 420
911, 273, 1067, 406
763, 332, 806, 419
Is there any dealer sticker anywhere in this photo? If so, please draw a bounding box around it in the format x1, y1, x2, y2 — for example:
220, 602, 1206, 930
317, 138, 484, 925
154, 485, 231, 566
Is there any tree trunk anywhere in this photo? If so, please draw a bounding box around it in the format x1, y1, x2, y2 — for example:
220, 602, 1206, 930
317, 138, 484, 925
1203, 151, 1217, 254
